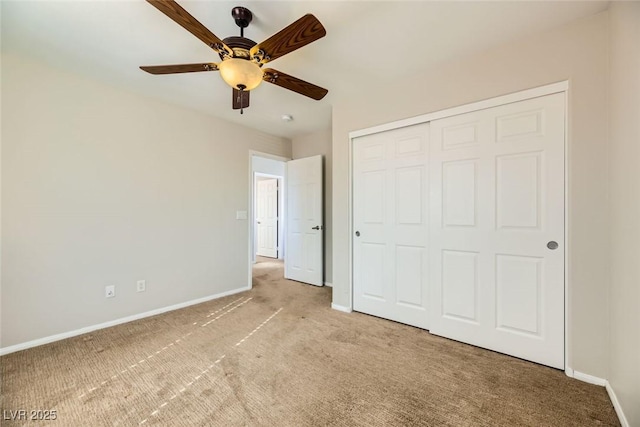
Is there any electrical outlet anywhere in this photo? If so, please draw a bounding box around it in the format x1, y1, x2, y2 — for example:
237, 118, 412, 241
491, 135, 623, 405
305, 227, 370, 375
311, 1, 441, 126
136, 280, 146, 293
105, 285, 115, 298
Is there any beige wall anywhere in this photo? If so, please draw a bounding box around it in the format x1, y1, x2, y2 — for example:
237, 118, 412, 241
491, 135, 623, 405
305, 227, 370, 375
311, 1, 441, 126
608, 2, 640, 425
332, 12, 610, 378
1, 54, 291, 349
292, 129, 332, 283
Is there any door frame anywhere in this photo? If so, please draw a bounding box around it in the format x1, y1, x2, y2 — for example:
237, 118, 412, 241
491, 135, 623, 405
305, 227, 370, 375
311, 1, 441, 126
347, 81, 571, 373
248, 151, 290, 289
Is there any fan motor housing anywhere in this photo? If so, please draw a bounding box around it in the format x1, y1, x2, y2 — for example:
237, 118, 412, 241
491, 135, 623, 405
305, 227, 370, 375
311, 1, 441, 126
220, 36, 257, 60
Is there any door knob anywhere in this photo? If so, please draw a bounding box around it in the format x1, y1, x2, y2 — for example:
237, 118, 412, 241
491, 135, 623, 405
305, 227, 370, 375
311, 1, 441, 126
312, 225, 323, 230
257, 221, 261, 224
355, 231, 360, 237
547, 241, 558, 250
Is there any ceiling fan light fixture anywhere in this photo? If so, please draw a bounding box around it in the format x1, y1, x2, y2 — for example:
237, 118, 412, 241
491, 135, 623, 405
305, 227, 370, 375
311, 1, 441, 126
218, 58, 263, 91
140, 2, 328, 110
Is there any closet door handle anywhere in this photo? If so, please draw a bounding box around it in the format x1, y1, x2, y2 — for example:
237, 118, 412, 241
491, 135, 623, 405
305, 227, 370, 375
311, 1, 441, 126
355, 231, 360, 237
312, 225, 323, 230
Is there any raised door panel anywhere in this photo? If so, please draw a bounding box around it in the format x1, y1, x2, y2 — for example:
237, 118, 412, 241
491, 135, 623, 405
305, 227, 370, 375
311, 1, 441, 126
361, 243, 386, 300
289, 232, 302, 270
496, 109, 544, 142
442, 250, 478, 323
442, 121, 481, 151
443, 160, 477, 227
362, 171, 385, 224
496, 254, 543, 336
395, 167, 424, 225
396, 136, 424, 157
395, 246, 424, 307
496, 153, 542, 230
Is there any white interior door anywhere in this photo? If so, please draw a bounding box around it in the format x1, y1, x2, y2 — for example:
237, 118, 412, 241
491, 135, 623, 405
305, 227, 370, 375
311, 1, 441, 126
429, 93, 565, 369
353, 123, 430, 329
256, 178, 278, 258
285, 155, 323, 286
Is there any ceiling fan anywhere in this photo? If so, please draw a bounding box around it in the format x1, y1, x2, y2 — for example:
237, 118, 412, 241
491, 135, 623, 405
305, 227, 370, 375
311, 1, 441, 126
140, 0, 328, 114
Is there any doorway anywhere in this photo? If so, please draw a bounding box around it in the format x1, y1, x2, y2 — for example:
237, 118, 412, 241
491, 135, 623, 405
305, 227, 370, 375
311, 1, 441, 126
254, 174, 282, 259
248, 152, 326, 289
249, 153, 287, 287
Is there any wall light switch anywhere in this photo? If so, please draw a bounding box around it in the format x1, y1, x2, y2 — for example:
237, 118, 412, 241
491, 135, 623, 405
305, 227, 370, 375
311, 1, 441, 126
236, 210, 248, 220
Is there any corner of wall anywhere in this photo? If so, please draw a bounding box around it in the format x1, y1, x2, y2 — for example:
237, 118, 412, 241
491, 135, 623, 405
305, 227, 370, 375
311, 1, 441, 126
606, 2, 640, 426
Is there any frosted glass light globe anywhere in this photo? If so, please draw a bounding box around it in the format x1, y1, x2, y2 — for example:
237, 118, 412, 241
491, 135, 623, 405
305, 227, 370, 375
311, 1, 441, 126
218, 58, 263, 91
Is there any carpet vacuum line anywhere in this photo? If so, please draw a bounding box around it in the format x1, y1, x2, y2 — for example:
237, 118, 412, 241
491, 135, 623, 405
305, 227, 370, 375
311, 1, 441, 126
138, 307, 283, 426
78, 296, 253, 399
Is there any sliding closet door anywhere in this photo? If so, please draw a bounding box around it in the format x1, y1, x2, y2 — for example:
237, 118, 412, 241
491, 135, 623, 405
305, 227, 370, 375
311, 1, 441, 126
429, 93, 565, 369
352, 123, 430, 329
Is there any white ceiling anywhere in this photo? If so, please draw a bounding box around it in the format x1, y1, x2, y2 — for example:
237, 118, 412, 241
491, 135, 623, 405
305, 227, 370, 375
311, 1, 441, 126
1, 0, 609, 139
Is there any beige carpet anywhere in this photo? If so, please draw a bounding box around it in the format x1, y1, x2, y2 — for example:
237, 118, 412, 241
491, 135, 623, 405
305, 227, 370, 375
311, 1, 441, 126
0, 259, 619, 426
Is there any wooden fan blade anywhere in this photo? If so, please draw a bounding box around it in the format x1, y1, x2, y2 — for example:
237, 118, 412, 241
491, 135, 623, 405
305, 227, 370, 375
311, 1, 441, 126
140, 63, 218, 75
262, 69, 328, 100
232, 88, 250, 110
250, 14, 325, 64
146, 0, 232, 56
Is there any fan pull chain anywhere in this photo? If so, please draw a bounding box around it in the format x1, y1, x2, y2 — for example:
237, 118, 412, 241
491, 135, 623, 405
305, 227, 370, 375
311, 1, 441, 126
237, 84, 246, 114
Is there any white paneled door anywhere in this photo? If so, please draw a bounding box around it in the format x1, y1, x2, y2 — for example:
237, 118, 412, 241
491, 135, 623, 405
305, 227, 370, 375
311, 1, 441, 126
286, 155, 323, 286
256, 178, 278, 258
353, 123, 430, 329
429, 93, 565, 369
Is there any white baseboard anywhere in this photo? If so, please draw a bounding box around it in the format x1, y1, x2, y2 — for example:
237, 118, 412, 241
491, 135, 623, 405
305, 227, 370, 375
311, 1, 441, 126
0, 286, 250, 356
572, 370, 607, 386
331, 303, 352, 313
324, 282, 333, 287
606, 381, 630, 427
567, 369, 628, 427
